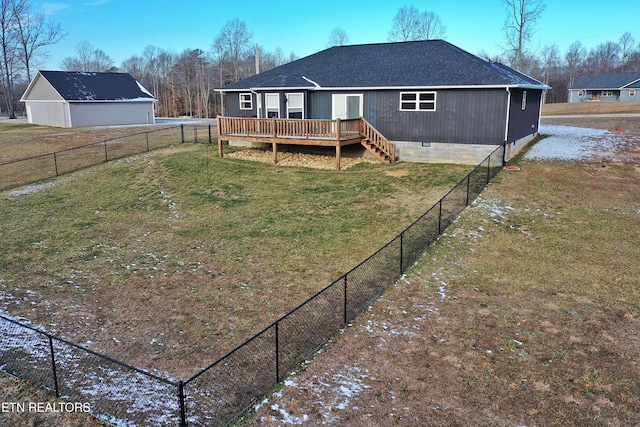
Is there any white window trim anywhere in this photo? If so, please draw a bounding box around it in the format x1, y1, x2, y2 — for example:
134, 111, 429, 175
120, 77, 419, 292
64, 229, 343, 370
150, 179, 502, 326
629, 89, 637, 97
239, 93, 252, 110
521, 90, 527, 110
286, 92, 304, 119
399, 91, 437, 111
265, 93, 280, 118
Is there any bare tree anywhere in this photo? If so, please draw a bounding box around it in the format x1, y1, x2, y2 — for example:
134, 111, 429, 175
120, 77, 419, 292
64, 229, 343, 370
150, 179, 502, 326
0, 0, 25, 118
586, 42, 620, 75
13, 4, 65, 81
415, 11, 446, 40
212, 18, 252, 82
565, 41, 585, 88
619, 32, 635, 72
501, 0, 546, 71
60, 41, 115, 72
327, 27, 349, 47
388, 5, 421, 41
388, 5, 446, 42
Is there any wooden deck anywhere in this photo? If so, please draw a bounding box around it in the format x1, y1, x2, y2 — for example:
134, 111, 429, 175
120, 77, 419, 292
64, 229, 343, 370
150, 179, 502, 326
217, 117, 396, 170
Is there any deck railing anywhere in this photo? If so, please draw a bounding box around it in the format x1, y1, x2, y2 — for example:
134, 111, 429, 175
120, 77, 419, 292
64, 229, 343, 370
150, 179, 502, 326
218, 117, 361, 141
218, 117, 360, 140
360, 118, 396, 163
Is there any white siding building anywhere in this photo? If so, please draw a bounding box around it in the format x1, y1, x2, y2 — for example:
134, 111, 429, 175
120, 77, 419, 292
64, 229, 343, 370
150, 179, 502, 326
21, 71, 157, 127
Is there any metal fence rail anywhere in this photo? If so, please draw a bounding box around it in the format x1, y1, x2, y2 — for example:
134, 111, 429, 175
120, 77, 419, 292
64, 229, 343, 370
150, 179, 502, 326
1, 141, 506, 426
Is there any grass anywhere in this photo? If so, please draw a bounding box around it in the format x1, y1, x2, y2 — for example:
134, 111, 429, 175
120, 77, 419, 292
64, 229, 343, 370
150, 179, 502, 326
541, 100, 640, 116
246, 119, 640, 426
0, 143, 471, 377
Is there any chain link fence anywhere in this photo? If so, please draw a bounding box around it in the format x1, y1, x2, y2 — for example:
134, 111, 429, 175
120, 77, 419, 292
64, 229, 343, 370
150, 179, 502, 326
0, 124, 215, 192
1, 142, 505, 425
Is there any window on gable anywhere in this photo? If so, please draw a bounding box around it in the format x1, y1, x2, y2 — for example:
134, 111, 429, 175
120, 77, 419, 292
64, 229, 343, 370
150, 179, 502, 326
400, 92, 436, 111
239, 93, 252, 110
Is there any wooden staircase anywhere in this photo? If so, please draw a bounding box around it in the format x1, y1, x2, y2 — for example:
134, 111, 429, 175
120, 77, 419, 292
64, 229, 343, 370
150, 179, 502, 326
359, 118, 397, 164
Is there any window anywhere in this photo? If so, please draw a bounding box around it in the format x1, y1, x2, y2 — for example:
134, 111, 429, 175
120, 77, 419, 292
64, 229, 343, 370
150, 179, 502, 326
265, 93, 279, 118
286, 93, 304, 119
629, 89, 637, 97
521, 91, 527, 110
400, 92, 436, 111
239, 93, 252, 110
602, 90, 614, 97
577, 90, 585, 97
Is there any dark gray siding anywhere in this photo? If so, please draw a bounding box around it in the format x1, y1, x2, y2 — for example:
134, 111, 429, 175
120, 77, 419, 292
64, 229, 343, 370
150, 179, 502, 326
223, 92, 257, 117
506, 89, 542, 142
223, 87, 541, 147
308, 92, 332, 119
369, 89, 508, 145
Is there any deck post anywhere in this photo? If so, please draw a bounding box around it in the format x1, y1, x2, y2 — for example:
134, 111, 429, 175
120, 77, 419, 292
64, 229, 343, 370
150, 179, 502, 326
335, 118, 342, 170
217, 116, 224, 158
273, 142, 278, 164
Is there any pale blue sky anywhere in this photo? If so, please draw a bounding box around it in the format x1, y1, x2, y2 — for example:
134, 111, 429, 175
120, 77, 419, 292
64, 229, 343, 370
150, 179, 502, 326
32, 0, 639, 70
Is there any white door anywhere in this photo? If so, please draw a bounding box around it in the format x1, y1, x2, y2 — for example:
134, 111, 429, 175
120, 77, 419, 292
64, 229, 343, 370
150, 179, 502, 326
332, 94, 363, 119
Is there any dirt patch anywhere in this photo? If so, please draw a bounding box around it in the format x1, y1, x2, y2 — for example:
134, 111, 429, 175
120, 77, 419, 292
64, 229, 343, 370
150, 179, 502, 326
384, 168, 410, 177
226, 147, 380, 169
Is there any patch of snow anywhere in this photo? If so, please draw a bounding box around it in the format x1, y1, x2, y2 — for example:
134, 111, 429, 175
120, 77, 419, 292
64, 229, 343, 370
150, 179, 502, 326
526, 125, 622, 161
260, 363, 374, 424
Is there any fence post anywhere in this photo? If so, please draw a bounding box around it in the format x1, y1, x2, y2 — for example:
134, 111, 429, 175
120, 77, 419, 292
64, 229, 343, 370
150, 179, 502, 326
399, 233, 404, 275
181, 124, 185, 144
208, 124, 212, 144
103, 141, 108, 163
194, 126, 198, 143
178, 381, 187, 427
486, 156, 491, 184
48, 336, 60, 398
343, 274, 348, 325
466, 174, 470, 206
53, 153, 59, 177
275, 321, 280, 383
438, 199, 443, 235
146, 132, 150, 152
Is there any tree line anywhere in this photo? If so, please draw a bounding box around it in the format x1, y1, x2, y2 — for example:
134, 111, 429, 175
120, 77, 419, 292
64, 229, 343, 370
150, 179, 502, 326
2, 1, 640, 120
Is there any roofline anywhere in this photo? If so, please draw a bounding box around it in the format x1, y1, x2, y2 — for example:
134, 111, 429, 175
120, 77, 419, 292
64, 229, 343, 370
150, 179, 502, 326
66, 98, 158, 103
570, 87, 626, 90
217, 83, 550, 92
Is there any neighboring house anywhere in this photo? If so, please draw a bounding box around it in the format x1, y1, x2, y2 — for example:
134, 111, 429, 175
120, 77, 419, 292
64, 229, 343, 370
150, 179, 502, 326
21, 71, 157, 127
569, 72, 640, 103
216, 40, 549, 166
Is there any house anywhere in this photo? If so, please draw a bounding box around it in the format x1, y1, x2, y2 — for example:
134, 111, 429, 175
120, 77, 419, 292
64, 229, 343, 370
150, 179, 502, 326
569, 72, 640, 103
215, 40, 549, 167
21, 71, 157, 127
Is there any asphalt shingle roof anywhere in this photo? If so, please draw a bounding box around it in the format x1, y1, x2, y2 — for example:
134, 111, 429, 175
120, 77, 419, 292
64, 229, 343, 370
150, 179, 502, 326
571, 72, 640, 90
38, 71, 156, 101
219, 40, 547, 91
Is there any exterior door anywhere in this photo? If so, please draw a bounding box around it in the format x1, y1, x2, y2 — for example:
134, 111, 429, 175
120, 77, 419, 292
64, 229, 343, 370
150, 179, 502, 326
332, 94, 363, 119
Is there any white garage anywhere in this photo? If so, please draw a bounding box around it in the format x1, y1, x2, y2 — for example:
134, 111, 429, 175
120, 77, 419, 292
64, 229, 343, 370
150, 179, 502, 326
21, 71, 157, 127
